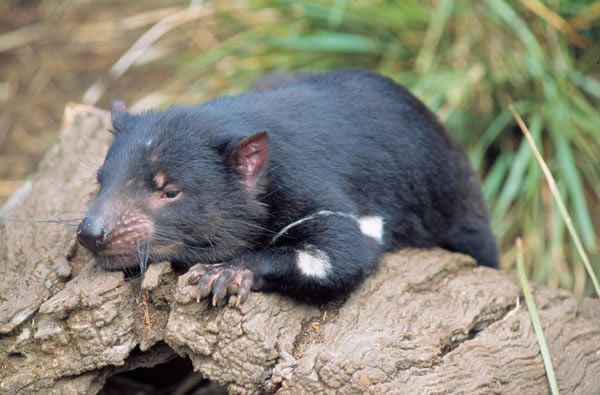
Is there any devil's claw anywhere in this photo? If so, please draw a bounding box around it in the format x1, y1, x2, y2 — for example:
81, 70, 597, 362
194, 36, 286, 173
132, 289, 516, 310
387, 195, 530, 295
186, 264, 255, 306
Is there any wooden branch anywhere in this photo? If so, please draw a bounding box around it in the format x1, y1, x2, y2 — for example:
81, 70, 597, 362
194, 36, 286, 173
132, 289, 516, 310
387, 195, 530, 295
0, 104, 598, 394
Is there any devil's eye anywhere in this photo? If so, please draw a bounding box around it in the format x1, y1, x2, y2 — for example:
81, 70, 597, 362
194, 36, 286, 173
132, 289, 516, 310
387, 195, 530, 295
163, 190, 180, 199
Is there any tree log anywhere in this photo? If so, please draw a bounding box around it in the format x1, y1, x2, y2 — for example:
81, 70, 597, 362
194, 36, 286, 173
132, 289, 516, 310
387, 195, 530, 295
0, 104, 598, 394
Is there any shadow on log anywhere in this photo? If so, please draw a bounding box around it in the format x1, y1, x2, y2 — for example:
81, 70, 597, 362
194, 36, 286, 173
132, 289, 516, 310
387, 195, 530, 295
0, 104, 599, 394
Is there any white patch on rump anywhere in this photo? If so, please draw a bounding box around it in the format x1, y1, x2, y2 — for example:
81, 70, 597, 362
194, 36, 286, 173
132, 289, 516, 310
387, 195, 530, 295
358, 216, 384, 243
296, 249, 331, 278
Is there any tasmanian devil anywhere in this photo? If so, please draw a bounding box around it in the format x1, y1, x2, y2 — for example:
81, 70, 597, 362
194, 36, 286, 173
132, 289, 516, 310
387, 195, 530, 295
76, 69, 498, 306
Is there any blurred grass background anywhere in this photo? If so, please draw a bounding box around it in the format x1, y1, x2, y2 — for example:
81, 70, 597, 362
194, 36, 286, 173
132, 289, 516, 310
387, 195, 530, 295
0, 0, 598, 297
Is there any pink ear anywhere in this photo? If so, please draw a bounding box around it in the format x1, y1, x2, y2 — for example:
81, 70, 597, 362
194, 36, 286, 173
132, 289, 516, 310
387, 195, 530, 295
229, 131, 269, 190
111, 100, 127, 114
110, 100, 128, 131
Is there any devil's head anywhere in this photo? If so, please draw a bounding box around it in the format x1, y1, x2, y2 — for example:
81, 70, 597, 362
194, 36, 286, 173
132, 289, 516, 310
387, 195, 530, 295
77, 100, 269, 270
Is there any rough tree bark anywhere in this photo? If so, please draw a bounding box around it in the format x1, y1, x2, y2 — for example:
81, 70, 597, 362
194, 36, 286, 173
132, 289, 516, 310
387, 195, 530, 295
0, 104, 598, 394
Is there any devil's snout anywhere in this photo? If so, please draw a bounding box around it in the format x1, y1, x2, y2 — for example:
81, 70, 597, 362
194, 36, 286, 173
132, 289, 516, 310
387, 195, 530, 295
77, 216, 109, 254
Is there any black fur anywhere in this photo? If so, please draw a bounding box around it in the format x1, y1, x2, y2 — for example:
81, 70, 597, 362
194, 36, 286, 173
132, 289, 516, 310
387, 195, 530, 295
79, 69, 498, 304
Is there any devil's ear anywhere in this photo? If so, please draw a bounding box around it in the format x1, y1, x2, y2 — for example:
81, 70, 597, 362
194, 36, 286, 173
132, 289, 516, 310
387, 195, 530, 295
228, 131, 269, 190
110, 99, 129, 132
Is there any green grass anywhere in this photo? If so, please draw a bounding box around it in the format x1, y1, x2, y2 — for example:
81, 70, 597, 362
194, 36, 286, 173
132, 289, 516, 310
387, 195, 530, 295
130, 0, 599, 297
516, 238, 560, 395
511, 105, 599, 297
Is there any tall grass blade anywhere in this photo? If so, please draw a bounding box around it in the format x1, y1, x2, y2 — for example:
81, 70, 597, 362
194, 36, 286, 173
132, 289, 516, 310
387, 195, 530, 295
509, 105, 600, 296
272, 31, 375, 54
515, 238, 560, 395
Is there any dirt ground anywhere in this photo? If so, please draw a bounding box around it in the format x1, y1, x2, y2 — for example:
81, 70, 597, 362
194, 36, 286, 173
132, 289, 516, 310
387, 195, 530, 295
0, 0, 190, 203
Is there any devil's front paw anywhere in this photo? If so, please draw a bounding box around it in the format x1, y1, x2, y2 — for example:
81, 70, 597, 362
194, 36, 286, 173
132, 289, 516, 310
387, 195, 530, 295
186, 264, 256, 307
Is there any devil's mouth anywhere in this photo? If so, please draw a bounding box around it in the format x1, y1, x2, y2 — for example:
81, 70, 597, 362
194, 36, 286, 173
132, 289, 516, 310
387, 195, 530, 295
88, 238, 221, 271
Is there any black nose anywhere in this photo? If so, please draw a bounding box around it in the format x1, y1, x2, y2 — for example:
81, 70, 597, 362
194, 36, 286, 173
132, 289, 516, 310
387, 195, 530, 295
77, 216, 108, 254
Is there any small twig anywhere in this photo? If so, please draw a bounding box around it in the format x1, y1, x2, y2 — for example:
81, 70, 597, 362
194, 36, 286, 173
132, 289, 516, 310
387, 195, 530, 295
520, 0, 589, 48
569, 1, 600, 30
500, 297, 521, 322
141, 291, 153, 334
0, 23, 49, 53
82, 3, 213, 105
509, 104, 600, 297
